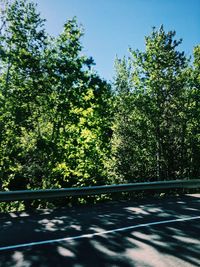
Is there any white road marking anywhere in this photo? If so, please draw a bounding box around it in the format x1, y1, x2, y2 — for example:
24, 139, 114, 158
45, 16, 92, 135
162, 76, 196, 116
0, 215, 200, 252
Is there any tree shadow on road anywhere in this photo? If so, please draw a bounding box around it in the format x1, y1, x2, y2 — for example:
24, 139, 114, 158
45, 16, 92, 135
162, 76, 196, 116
0, 194, 200, 266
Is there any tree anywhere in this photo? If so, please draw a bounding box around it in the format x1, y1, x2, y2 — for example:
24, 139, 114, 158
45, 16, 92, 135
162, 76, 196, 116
186, 45, 200, 178
0, 0, 113, 201
112, 26, 190, 182
39, 18, 113, 188
0, 0, 48, 190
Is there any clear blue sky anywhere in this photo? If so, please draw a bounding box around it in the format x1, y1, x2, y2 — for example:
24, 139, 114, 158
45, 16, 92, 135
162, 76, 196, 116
33, 0, 200, 81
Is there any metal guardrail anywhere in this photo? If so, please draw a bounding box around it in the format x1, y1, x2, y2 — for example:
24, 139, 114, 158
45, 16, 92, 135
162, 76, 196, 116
0, 179, 200, 202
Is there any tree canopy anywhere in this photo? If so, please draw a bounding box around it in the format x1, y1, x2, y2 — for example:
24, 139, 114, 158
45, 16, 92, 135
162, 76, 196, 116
0, 0, 199, 211
111, 26, 200, 183
0, 0, 113, 200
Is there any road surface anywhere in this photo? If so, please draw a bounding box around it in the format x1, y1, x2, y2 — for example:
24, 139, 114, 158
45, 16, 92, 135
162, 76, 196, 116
0, 194, 200, 266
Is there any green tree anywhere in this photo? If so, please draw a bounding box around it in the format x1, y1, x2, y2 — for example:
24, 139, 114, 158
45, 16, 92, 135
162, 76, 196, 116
38, 18, 113, 188
186, 45, 200, 178
0, 0, 113, 199
0, 0, 48, 190
112, 26, 190, 182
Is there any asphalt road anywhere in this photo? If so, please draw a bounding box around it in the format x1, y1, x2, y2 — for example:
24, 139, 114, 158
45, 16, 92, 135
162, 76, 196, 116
0, 194, 200, 267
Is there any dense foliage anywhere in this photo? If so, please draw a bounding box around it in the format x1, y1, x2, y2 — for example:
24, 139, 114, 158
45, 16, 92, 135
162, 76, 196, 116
0, 0, 112, 197
0, 0, 199, 210
111, 26, 200, 183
